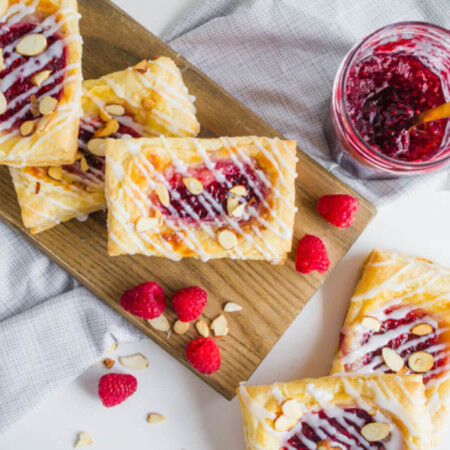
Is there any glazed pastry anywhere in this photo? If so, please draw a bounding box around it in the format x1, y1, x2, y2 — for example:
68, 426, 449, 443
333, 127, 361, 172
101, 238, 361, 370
0, 0, 82, 166
10, 57, 200, 233
237, 373, 431, 449
104, 136, 298, 263
331, 249, 450, 446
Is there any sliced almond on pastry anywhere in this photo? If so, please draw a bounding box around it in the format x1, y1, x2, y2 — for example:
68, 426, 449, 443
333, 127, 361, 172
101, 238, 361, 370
74, 431, 93, 448
218, 230, 238, 250
411, 323, 433, 336
148, 314, 170, 332
281, 399, 303, 420
183, 177, 204, 195
20, 120, 36, 136
104, 104, 125, 116
155, 182, 170, 207
0, 0, 9, 17
0, 49, 4, 71
361, 316, 381, 332
99, 109, 111, 123
94, 118, 120, 138
32, 70, 51, 87
147, 413, 166, 424
224, 302, 243, 313
119, 353, 149, 370
230, 203, 246, 218
39, 96, 58, 115
136, 216, 160, 233
133, 59, 148, 73
0, 91, 7, 115
317, 441, 332, 450
30, 94, 40, 117
36, 114, 54, 133
47, 166, 62, 181
408, 351, 434, 373
211, 314, 229, 337
227, 196, 239, 215
361, 422, 391, 442
274, 414, 297, 432
381, 347, 404, 373
229, 185, 247, 197
80, 156, 89, 173
16, 33, 47, 56
141, 96, 155, 111
87, 139, 105, 157
173, 320, 189, 335
195, 320, 210, 337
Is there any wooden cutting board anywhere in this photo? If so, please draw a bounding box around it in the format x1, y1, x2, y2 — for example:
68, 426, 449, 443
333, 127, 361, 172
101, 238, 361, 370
0, 0, 376, 399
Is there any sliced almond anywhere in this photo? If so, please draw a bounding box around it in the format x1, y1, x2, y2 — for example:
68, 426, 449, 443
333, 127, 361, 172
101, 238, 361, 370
0, 49, 4, 71
381, 347, 404, 373
35, 182, 40, 194
119, 353, 149, 370
147, 413, 166, 424
106, 342, 118, 354
148, 314, 170, 332
195, 320, 210, 337
134, 59, 148, 73
0, 91, 6, 115
104, 103, 125, 116
31, 70, 51, 87
361, 422, 391, 442
227, 196, 239, 215
36, 113, 54, 133
155, 182, 170, 207
211, 314, 229, 337
408, 351, 434, 373
99, 108, 111, 123
47, 166, 62, 181
80, 156, 89, 173
218, 229, 238, 250
173, 320, 189, 335
274, 414, 297, 432
141, 96, 155, 111
281, 399, 303, 420
230, 203, 246, 218
94, 118, 119, 138
16, 33, 47, 56
317, 441, 331, 450
411, 323, 433, 336
87, 139, 105, 157
39, 96, 58, 115
229, 185, 247, 197
224, 302, 243, 313
102, 358, 115, 369
183, 177, 204, 195
362, 316, 381, 332
0, 0, 9, 17
20, 120, 36, 136
136, 216, 160, 233
74, 431, 93, 448
30, 94, 40, 117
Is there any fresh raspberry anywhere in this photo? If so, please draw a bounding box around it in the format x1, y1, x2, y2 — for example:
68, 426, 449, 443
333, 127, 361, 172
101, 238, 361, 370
98, 373, 137, 407
295, 235, 330, 274
317, 194, 360, 228
172, 286, 207, 322
120, 282, 165, 320
186, 337, 221, 374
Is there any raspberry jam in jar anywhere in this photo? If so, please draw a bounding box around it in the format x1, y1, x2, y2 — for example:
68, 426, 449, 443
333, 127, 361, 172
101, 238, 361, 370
326, 22, 450, 178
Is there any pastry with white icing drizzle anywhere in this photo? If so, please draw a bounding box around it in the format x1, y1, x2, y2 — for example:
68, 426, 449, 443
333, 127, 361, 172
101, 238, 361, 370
104, 136, 298, 263
331, 249, 450, 447
10, 57, 200, 233
0, 0, 82, 166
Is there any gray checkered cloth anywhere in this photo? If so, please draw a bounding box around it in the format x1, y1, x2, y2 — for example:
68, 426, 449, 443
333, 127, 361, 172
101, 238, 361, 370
0, 0, 449, 434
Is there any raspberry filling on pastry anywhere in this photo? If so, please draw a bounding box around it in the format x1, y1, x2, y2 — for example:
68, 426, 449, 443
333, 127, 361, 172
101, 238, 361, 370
158, 160, 267, 222
0, 21, 68, 128
283, 407, 386, 449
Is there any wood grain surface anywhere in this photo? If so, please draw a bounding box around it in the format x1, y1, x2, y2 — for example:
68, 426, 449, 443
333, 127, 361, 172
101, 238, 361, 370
0, 0, 376, 399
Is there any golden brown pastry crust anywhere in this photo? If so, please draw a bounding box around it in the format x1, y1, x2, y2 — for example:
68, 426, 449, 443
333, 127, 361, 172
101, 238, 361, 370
331, 249, 450, 446
11, 57, 200, 233
0, 0, 82, 166
104, 136, 297, 263
237, 374, 431, 449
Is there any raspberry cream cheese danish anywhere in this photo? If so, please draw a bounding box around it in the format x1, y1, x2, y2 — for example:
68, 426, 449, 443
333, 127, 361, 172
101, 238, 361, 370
237, 374, 431, 449
331, 250, 450, 446
0, 0, 82, 166
104, 136, 297, 263
10, 57, 200, 233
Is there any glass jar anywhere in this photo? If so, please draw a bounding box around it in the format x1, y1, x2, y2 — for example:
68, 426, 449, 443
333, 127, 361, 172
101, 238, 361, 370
326, 22, 450, 179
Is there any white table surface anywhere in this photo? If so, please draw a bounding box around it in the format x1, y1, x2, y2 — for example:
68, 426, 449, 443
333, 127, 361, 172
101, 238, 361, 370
1, 1, 450, 449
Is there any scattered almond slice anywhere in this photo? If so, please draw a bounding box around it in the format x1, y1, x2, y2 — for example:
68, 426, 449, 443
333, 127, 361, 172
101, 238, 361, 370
106, 342, 118, 354
104, 104, 125, 116
148, 314, 170, 332
147, 413, 166, 424
196, 320, 210, 337
20, 120, 36, 137
381, 347, 404, 373
94, 118, 119, 138
173, 320, 190, 335
102, 358, 114, 369
31, 70, 51, 87
411, 323, 433, 336
0, 0, 9, 17
361, 422, 391, 442
226, 196, 239, 215
317, 441, 331, 450
229, 185, 247, 196
74, 432, 93, 448
136, 216, 160, 233
230, 203, 246, 218
80, 156, 89, 172
87, 139, 105, 157
39, 96, 58, 115
119, 353, 149, 370
99, 109, 111, 123
281, 399, 303, 420
361, 316, 381, 332
0, 91, 7, 115
274, 414, 297, 432
134, 59, 148, 73
408, 351, 434, 373
47, 166, 62, 181
224, 302, 243, 313
30, 94, 40, 117
183, 177, 204, 195
218, 230, 238, 250
0, 49, 4, 71
155, 182, 170, 207
211, 314, 229, 337
16, 33, 47, 56
141, 96, 155, 111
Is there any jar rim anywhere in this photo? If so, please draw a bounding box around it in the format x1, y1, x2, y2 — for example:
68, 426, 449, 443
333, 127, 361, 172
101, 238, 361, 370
337, 21, 450, 171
